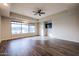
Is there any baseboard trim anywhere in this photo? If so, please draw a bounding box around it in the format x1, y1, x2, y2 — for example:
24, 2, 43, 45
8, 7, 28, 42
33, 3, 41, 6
47, 37, 79, 43
1, 35, 40, 42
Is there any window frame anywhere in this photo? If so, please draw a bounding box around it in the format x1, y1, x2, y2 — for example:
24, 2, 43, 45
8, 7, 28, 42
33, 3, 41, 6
11, 21, 36, 35
28, 23, 36, 33
11, 21, 22, 34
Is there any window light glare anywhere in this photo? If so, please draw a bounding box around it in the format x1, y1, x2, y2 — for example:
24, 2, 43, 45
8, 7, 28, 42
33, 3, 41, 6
3, 3, 8, 6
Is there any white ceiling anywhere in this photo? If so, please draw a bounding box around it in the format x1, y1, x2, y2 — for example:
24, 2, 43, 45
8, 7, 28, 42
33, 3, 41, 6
0, 3, 77, 19
0, 3, 10, 17
10, 3, 77, 19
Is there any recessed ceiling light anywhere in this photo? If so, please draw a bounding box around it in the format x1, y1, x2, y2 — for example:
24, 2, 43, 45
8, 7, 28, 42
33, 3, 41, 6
3, 3, 8, 6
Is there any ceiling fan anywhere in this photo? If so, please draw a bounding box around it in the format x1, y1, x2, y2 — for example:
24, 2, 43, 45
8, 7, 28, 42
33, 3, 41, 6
33, 9, 45, 16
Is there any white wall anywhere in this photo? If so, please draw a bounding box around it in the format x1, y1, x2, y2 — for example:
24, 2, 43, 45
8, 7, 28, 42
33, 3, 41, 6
1, 17, 39, 41
41, 7, 79, 43
0, 16, 1, 42
39, 22, 45, 36
1, 17, 12, 40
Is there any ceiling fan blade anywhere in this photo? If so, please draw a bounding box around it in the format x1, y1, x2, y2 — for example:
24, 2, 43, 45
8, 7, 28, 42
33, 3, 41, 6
33, 11, 37, 13
40, 12, 45, 14
34, 13, 37, 15
38, 9, 41, 12
33, 11, 35, 12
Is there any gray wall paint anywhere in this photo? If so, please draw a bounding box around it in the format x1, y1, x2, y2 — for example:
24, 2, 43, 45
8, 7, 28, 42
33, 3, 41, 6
41, 7, 79, 43
0, 16, 1, 42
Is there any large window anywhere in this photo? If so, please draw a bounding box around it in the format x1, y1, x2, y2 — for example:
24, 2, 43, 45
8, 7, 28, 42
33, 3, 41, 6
11, 21, 36, 34
11, 22, 21, 34
22, 23, 28, 33
29, 24, 36, 33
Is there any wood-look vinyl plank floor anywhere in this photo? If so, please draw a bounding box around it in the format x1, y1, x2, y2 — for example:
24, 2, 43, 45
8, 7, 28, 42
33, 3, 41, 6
0, 37, 79, 56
